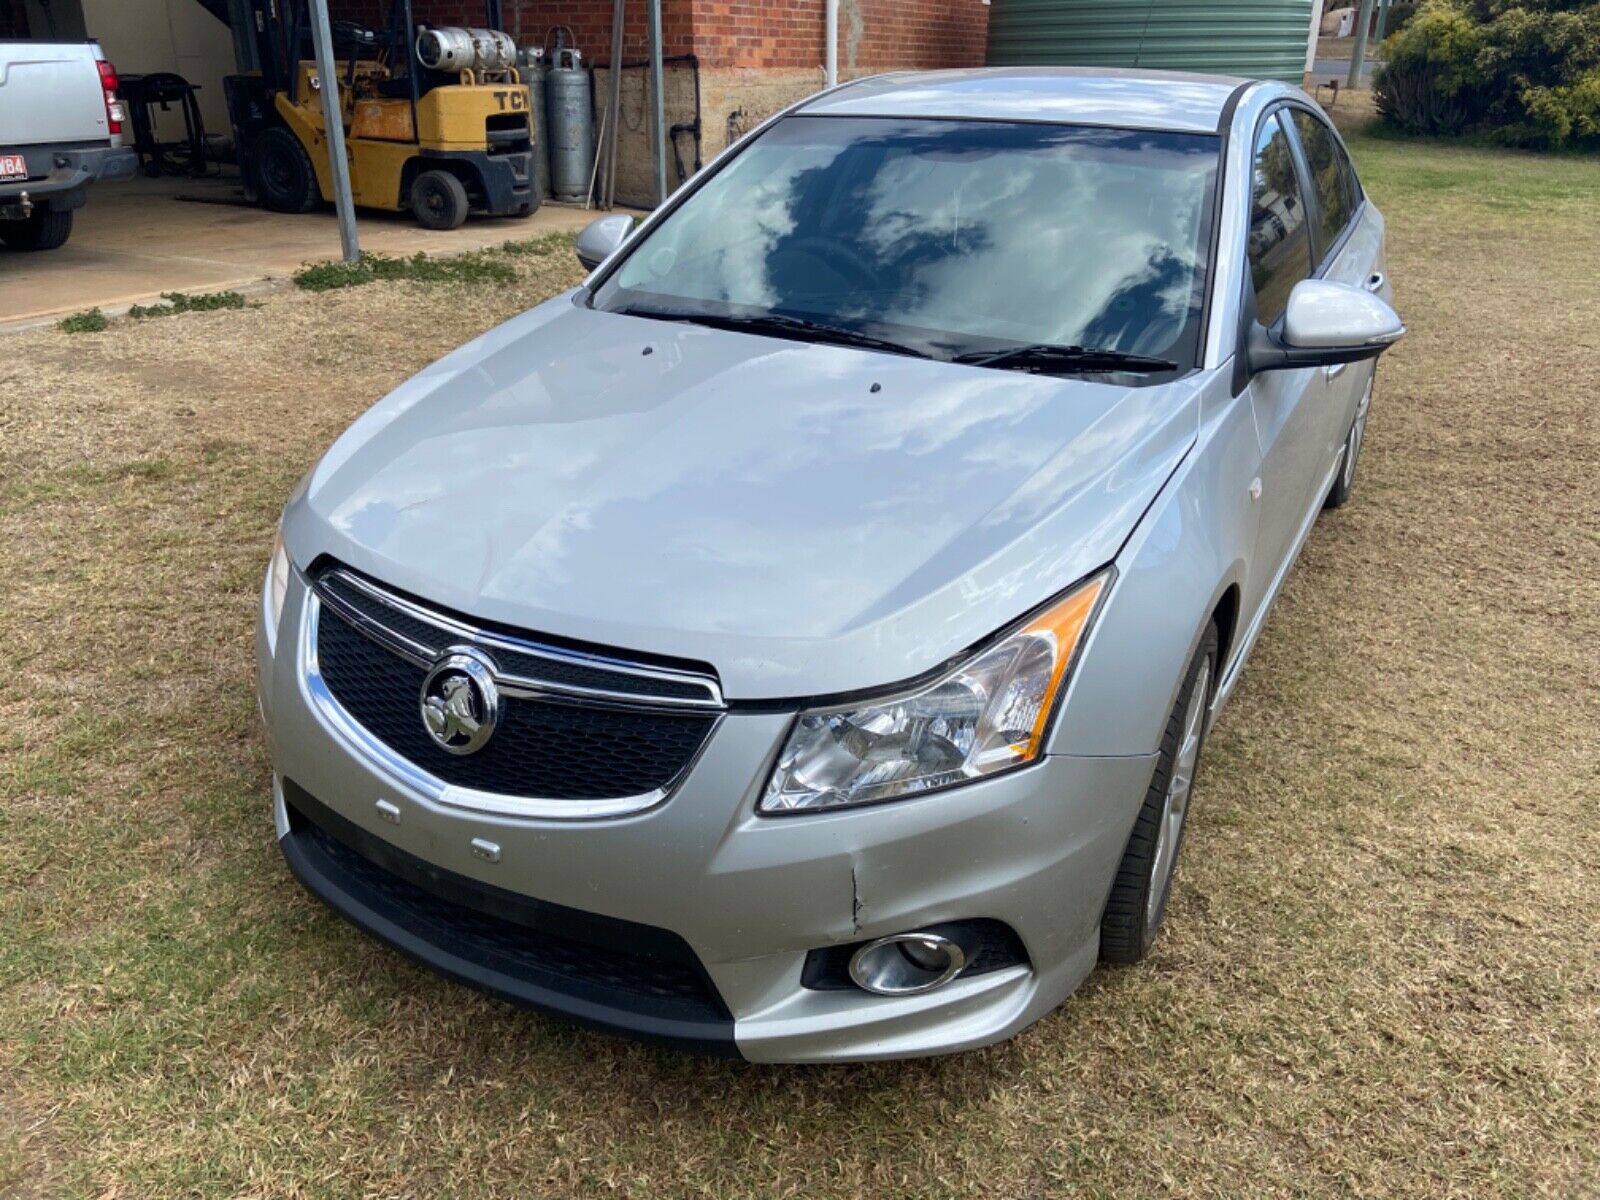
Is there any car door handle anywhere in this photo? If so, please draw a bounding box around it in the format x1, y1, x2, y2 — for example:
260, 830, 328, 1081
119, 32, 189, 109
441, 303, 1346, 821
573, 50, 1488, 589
1364, 272, 1385, 293
1325, 361, 1348, 379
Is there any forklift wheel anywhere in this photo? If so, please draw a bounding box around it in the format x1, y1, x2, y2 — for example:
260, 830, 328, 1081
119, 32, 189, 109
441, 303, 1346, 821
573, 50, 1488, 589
411, 170, 469, 231
253, 127, 322, 214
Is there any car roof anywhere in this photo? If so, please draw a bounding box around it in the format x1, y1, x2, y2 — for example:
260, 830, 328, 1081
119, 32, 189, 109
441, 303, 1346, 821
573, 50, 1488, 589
796, 67, 1253, 135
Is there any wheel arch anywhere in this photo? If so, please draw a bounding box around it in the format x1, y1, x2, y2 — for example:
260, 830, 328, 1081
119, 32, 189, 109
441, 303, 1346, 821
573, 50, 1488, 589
1049, 376, 1258, 758
1211, 581, 1241, 682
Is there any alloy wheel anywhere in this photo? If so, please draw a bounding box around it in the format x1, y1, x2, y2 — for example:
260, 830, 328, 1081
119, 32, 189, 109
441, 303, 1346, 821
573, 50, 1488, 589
1145, 657, 1210, 939
1344, 383, 1372, 490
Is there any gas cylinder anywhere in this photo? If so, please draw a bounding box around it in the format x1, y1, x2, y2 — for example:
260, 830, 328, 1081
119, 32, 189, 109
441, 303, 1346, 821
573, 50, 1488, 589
544, 43, 594, 202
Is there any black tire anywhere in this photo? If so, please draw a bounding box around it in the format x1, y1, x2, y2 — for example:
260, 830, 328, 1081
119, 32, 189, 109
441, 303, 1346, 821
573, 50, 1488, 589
1325, 375, 1373, 510
410, 169, 469, 230
252, 127, 322, 214
0, 208, 73, 251
1100, 623, 1218, 965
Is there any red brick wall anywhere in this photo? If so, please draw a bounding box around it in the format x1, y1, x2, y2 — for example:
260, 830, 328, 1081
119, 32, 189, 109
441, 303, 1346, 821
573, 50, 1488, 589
689, 0, 821, 68
689, 0, 987, 70
855, 0, 988, 70
327, 0, 985, 68
326, 0, 694, 60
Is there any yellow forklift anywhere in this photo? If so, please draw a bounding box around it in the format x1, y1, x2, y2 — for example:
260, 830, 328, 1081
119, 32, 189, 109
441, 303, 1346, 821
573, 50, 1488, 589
225, 0, 537, 229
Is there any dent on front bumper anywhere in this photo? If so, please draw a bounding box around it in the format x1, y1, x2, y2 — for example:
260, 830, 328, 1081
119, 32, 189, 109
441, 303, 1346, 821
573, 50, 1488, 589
258, 570, 1155, 1062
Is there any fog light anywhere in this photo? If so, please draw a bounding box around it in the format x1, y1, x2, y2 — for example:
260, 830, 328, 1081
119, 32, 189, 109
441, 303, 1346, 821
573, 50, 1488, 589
847, 932, 967, 996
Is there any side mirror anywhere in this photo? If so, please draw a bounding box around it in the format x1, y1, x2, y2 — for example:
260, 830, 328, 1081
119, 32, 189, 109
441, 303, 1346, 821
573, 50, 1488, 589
1248, 279, 1404, 374
575, 214, 635, 271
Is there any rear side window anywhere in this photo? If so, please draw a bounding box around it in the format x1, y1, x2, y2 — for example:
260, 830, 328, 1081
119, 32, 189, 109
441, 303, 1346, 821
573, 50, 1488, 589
1247, 114, 1312, 326
1289, 109, 1356, 258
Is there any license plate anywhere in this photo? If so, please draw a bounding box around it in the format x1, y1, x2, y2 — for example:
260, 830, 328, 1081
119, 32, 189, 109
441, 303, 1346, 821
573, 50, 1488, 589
0, 154, 26, 181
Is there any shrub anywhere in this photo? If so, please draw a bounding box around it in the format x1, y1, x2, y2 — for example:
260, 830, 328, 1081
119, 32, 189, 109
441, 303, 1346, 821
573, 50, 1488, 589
292, 251, 516, 291
1385, 0, 1421, 35
128, 291, 247, 319
58, 308, 108, 334
1376, 1, 1489, 134
1376, 0, 1600, 146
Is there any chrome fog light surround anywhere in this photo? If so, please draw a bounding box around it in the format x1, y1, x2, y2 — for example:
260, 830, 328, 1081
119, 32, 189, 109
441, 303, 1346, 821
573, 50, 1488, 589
847, 932, 967, 996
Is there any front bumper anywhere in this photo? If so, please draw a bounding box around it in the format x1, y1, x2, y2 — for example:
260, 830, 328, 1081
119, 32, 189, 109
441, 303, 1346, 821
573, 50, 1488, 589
260, 569, 1155, 1062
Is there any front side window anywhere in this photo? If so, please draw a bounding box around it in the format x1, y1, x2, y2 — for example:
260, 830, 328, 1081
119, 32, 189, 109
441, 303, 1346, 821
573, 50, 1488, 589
1246, 113, 1311, 327
1289, 109, 1356, 258
591, 116, 1220, 372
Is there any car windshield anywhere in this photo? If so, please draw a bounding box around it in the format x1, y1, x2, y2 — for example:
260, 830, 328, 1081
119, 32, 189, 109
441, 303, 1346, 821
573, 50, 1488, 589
591, 115, 1220, 374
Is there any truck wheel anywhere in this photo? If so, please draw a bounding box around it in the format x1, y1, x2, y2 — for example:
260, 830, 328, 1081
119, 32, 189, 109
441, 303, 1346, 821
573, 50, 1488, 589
410, 170, 468, 230
0, 209, 73, 251
253, 127, 321, 214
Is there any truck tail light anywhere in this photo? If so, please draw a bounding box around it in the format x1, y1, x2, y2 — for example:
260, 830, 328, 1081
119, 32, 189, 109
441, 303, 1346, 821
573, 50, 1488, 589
97, 59, 125, 135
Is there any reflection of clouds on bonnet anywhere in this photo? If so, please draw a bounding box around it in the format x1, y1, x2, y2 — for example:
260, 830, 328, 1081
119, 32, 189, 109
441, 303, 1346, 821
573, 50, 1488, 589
602, 116, 1217, 366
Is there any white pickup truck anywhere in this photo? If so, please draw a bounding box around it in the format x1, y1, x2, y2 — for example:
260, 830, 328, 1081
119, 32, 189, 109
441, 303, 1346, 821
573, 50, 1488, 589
0, 40, 137, 250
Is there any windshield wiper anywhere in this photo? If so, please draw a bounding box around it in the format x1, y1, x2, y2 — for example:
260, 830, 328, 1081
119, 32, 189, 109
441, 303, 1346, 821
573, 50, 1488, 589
616, 307, 931, 360
951, 343, 1178, 375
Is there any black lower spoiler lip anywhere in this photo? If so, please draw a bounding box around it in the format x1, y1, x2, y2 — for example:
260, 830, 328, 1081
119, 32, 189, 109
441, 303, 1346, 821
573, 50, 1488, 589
278, 780, 740, 1058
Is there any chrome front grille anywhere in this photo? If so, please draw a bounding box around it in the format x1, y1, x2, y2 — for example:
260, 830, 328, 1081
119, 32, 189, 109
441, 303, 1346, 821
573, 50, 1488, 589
314, 568, 723, 707
306, 566, 723, 817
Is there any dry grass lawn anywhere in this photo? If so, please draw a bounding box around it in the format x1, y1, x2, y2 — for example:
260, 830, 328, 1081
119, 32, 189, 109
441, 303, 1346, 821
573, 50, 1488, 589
2, 119, 1598, 1198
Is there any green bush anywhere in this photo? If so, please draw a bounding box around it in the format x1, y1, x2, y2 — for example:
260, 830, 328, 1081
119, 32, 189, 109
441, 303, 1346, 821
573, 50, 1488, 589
1376, 0, 1600, 147
58, 308, 108, 334
292, 251, 516, 291
1384, 0, 1422, 35
128, 290, 247, 319
1376, 1, 1487, 133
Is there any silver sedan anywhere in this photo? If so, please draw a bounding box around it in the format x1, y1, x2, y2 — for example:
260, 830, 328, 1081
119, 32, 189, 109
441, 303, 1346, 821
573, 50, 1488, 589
257, 68, 1402, 1061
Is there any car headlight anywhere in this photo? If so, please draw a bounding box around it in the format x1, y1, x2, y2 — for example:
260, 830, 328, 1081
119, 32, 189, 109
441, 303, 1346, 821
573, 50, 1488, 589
760, 572, 1110, 814
264, 524, 291, 646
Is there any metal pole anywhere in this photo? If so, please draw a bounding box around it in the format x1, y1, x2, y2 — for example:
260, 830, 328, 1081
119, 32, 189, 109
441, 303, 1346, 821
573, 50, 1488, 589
307, 0, 359, 262
1347, 0, 1376, 89
648, 0, 667, 205
586, 102, 607, 209
605, 0, 625, 209
1373, 0, 1392, 46
824, 0, 838, 88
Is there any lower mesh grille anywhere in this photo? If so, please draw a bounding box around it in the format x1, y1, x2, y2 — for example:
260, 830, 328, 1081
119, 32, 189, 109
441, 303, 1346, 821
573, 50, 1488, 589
314, 604, 717, 800
283, 781, 731, 1030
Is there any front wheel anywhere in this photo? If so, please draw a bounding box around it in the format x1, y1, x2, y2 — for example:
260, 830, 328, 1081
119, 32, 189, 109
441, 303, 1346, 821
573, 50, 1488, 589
252, 127, 322, 214
410, 169, 469, 230
0, 208, 73, 251
1100, 624, 1217, 964
1325, 375, 1373, 510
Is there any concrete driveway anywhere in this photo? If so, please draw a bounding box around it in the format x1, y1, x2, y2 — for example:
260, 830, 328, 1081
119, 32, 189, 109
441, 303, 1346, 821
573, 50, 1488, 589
0, 172, 621, 329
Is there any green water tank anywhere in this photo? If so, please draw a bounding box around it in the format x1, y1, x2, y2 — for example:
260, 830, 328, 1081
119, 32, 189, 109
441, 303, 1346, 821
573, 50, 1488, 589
986, 0, 1314, 85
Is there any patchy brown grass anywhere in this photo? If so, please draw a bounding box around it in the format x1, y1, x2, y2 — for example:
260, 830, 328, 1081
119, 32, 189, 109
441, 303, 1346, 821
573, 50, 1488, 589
2, 132, 1598, 1199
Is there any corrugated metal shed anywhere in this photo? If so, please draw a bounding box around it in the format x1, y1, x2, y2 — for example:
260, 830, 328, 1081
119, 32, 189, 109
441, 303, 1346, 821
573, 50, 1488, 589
986, 0, 1314, 85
